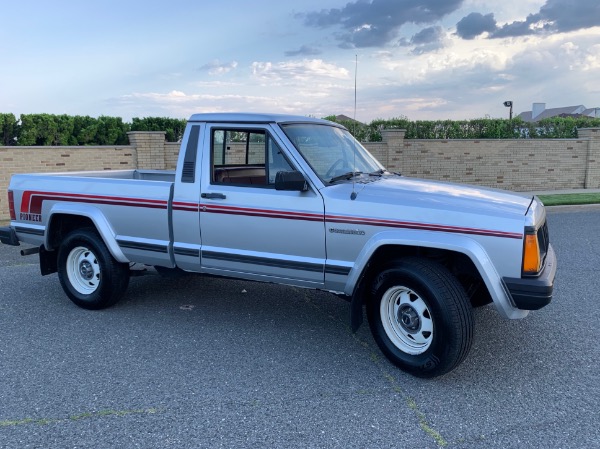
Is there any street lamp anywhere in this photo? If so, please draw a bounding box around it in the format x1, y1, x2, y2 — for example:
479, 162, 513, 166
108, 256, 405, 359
503, 101, 513, 120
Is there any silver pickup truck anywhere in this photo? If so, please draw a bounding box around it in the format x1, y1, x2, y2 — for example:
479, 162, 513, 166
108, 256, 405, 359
0, 113, 556, 377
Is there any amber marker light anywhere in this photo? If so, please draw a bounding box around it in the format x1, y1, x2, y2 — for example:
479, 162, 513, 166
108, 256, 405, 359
522, 233, 541, 274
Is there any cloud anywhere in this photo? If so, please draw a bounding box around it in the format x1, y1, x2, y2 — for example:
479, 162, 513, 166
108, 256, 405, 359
111, 87, 353, 122
411, 26, 444, 46
399, 26, 447, 54
114, 90, 288, 118
456, 0, 600, 40
199, 60, 238, 75
362, 29, 600, 120
284, 45, 322, 57
251, 59, 349, 81
456, 12, 497, 39
300, 0, 463, 48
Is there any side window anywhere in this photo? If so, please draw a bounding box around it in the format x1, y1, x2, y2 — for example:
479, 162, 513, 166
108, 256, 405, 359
267, 135, 294, 184
211, 128, 293, 186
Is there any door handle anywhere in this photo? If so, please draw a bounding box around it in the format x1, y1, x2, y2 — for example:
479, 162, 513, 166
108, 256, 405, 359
201, 192, 227, 199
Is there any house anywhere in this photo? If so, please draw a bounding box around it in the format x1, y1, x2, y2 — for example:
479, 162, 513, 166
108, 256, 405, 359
333, 114, 365, 124
517, 103, 600, 122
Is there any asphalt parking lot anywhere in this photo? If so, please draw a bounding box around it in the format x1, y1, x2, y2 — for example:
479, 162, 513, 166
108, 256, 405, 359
1, 207, 599, 449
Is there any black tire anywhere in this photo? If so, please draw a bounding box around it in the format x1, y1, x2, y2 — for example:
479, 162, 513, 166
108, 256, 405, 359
57, 228, 130, 310
367, 257, 474, 378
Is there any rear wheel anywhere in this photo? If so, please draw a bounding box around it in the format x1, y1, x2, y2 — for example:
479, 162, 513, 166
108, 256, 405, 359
58, 228, 129, 310
367, 257, 474, 378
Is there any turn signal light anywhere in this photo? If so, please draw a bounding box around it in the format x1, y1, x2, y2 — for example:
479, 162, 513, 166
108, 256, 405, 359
523, 234, 541, 274
8, 190, 16, 221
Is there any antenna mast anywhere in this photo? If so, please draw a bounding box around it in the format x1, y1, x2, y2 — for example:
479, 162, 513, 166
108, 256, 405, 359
354, 54, 357, 125
351, 54, 358, 200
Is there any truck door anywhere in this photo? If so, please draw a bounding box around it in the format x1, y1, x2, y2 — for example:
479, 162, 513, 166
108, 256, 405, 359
199, 124, 326, 287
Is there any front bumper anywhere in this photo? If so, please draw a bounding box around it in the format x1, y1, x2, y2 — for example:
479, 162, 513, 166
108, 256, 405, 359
0, 226, 20, 246
503, 244, 557, 310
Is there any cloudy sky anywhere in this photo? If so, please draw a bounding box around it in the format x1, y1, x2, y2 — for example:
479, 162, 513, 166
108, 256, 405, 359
1, 0, 599, 122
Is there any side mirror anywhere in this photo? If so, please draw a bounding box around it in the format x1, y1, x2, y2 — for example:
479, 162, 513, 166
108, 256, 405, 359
275, 170, 308, 191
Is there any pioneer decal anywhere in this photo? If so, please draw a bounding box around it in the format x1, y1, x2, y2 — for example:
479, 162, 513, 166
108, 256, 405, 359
19, 212, 42, 222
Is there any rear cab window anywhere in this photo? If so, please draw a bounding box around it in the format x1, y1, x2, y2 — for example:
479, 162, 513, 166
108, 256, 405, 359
211, 128, 294, 187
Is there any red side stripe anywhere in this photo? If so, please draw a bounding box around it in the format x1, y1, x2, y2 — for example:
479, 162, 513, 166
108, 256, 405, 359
21, 191, 168, 214
20, 190, 522, 240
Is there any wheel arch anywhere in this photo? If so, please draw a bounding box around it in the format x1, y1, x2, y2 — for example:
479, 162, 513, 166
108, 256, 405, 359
46, 204, 128, 263
347, 231, 526, 331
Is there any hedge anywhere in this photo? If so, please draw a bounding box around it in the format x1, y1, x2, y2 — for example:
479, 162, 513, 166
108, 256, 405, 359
323, 115, 600, 141
2, 113, 600, 146
0, 114, 187, 146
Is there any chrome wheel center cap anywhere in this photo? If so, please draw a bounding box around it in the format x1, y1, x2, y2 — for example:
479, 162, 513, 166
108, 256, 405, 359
398, 305, 420, 333
79, 261, 94, 280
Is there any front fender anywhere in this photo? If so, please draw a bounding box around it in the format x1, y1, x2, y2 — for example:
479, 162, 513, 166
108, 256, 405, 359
346, 229, 528, 321
46, 204, 129, 263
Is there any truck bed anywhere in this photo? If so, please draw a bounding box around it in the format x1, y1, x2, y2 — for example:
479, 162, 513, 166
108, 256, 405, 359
9, 169, 177, 266
31, 169, 176, 182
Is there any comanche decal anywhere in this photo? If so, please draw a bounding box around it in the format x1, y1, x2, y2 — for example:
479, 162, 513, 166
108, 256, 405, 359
329, 228, 365, 236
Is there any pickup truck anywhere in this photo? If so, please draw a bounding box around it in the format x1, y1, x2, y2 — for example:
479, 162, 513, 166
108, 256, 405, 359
0, 113, 556, 378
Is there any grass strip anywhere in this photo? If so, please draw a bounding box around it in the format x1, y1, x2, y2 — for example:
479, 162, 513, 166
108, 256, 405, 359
537, 193, 600, 206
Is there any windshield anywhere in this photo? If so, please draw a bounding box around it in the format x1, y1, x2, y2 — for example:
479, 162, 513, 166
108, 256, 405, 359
281, 124, 384, 184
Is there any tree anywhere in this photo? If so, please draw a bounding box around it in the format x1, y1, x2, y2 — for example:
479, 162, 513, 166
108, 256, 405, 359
0, 113, 18, 146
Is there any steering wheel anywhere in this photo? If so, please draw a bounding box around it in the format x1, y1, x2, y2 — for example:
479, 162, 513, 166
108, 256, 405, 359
325, 158, 348, 179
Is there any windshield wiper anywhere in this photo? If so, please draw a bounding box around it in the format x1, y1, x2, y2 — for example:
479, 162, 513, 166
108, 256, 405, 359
369, 169, 385, 176
329, 171, 363, 184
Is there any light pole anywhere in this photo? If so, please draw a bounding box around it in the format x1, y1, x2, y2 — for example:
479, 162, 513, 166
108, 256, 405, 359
503, 101, 513, 120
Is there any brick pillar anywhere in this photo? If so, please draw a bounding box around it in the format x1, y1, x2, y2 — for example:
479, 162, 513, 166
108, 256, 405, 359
380, 129, 405, 172
127, 131, 167, 170
580, 128, 600, 189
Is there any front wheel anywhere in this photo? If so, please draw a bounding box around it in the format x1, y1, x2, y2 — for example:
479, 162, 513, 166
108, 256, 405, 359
367, 258, 474, 378
57, 228, 129, 310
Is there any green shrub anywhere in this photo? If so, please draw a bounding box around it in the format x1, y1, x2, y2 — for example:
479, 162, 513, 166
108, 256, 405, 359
131, 117, 187, 142
324, 115, 600, 141
0, 113, 18, 146
2, 113, 600, 146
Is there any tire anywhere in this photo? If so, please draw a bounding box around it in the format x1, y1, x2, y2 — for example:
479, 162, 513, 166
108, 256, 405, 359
57, 228, 130, 310
367, 257, 474, 378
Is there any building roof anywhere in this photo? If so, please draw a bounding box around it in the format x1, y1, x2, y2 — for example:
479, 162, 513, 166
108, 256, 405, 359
516, 104, 595, 122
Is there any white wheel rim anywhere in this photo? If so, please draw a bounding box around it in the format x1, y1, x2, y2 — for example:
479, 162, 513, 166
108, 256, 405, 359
380, 286, 433, 355
66, 246, 101, 295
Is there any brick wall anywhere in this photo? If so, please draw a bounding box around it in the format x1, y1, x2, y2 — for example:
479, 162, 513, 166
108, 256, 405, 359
127, 132, 166, 170
165, 142, 180, 171
379, 130, 591, 191
0, 145, 135, 221
579, 128, 600, 188
1, 128, 599, 221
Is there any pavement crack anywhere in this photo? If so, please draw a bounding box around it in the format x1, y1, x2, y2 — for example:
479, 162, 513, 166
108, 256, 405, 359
295, 287, 449, 448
